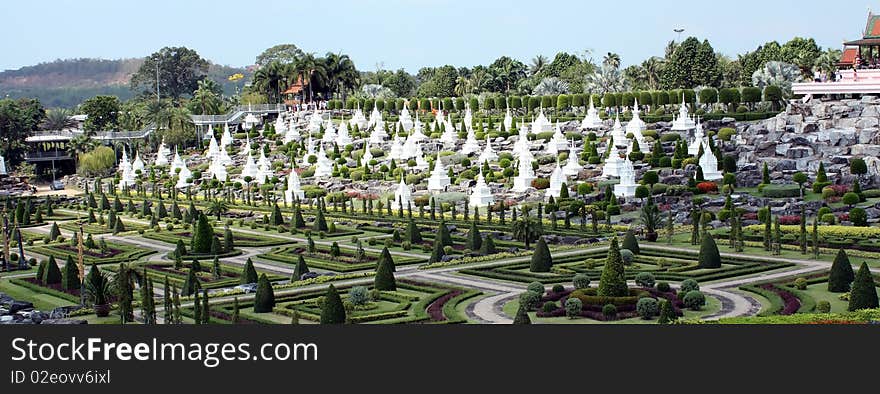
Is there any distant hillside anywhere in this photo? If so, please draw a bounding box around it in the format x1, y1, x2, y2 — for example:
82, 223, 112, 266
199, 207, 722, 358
0, 58, 251, 108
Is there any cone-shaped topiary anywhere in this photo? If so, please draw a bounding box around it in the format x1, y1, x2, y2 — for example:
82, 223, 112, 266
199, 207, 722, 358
293, 204, 305, 228
181, 268, 200, 296
428, 237, 445, 264
848, 262, 878, 311
513, 304, 531, 324
313, 208, 328, 232
479, 235, 496, 255
241, 258, 258, 284
466, 221, 482, 251
827, 249, 855, 293
320, 284, 346, 324
191, 214, 214, 254
61, 255, 79, 290
658, 299, 676, 324
42, 256, 62, 285
529, 237, 553, 272
438, 220, 453, 246
292, 255, 309, 282
378, 246, 395, 272
698, 232, 721, 269
598, 237, 628, 297
253, 274, 276, 313
373, 250, 397, 291
405, 218, 422, 244
622, 230, 640, 254
270, 204, 284, 226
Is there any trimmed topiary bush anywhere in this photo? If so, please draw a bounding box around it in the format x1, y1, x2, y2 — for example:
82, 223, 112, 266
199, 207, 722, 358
683, 290, 706, 310
636, 297, 659, 319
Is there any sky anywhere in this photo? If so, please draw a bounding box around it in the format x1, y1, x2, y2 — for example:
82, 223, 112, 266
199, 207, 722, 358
0, 0, 873, 72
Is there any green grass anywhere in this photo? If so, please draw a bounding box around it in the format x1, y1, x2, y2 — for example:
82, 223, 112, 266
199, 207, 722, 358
801, 283, 849, 313
501, 294, 722, 324
0, 279, 75, 311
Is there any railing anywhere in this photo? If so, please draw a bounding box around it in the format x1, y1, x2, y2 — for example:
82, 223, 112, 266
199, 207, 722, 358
24, 150, 71, 161
26, 125, 155, 142
190, 104, 287, 125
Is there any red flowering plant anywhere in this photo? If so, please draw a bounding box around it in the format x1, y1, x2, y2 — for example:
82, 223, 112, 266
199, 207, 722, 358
696, 182, 718, 194
778, 215, 801, 225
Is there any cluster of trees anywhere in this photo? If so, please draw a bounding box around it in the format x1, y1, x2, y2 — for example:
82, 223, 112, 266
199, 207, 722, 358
250, 44, 359, 103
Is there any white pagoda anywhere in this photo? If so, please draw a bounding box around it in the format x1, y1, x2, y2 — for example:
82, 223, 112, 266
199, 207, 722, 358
512, 123, 531, 159
119, 150, 132, 175
301, 137, 316, 168
274, 115, 287, 136
671, 96, 696, 131
336, 119, 353, 147
581, 96, 603, 129
531, 107, 552, 134
562, 140, 582, 177
463, 103, 474, 132
613, 158, 638, 198
322, 118, 337, 143
208, 156, 228, 182
243, 112, 261, 131
241, 152, 259, 181
369, 119, 388, 144
413, 145, 430, 172
427, 158, 451, 193
439, 122, 458, 145
283, 123, 301, 144
361, 145, 373, 164
389, 134, 404, 161
350, 106, 368, 130
409, 114, 428, 143
132, 152, 145, 174
221, 124, 234, 147
460, 127, 481, 155
154, 140, 170, 167
207, 134, 220, 159
602, 151, 624, 178
284, 170, 305, 203
545, 122, 568, 155
698, 143, 723, 181
313, 145, 333, 178
610, 115, 628, 148
175, 161, 192, 189
170, 150, 185, 174
503, 107, 513, 131
0, 155, 6, 176
477, 136, 498, 163
625, 99, 649, 151
468, 173, 495, 208
390, 176, 413, 210
399, 102, 414, 131
688, 121, 707, 156
545, 161, 566, 199
368, 105, 383, 130
511, 150, 536, 193
308, 111, 323, 133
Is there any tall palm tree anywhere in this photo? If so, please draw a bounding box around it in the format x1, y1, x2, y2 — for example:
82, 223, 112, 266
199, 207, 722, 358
511, 208, 543, 249
603, 53, 621, 69
67, 135, 97, 165
641, 57, 664, 90
294, 53, 328, 103
530, 55, 548, 76
144, 100, 172, 131
323, 52, 359, 100
454, 76, 470, 97
253, 62, 287, 103
41, 108, 77, 131
192, 79, 223, 115
208, 199, 229, 221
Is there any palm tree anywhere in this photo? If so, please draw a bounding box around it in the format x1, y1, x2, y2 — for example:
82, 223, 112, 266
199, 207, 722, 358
207, 199, 229, 221
67, 135, 97, 165
815, 49, 842, 80
532, 77, 570, 96
584, 64, 630, 95
323, 52, 359, 100
253, 61, 287, 103
641, 57, 664, 90
511, 208, 543, 249
191, 79, 223, 115
41, 108, 77, 131
144, 100, 172, 131
454, 76, 470, 97
530, 55, 548, 76
294, 53, 328, 103
603, 53, 621, 69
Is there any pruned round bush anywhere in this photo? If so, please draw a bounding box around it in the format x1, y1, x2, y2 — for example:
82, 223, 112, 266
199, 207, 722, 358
619, 249, 635, 265
551, 284, 565, 293
817, 300, 831, 313
542, 301, 558, 313
527, 281, 545, 295
635, 272, 655, 288
657, 282, 671, 292
680, 279, 699, 294
572, 273, 591, 289
565, 298, 583, 319
683, 290, 706, 310
519, 291, 541, 311
602, 304, 617, 319
636, 297, 659, 319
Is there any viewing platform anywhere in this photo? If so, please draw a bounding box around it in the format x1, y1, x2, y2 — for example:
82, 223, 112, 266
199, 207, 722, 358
793, 69, 880, 96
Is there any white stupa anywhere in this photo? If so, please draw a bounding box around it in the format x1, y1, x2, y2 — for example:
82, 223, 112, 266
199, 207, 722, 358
390, 176, 413, 210
688, 121, 706, 156
511, 150, 536, 193
170, 150, 185, 174
399, 102, 414, 131
610, 115, 628, 148
562, 140, 582, 177
671, 96, 696, 131
284, 170, 305, 203
361, 145, 373, 164
274, 115, 287, 136
241, 152, 259, 181
322, 118, 337, 143
243, 112, 260, 131
463, 103, 474, 132
581, 96, 603, 129
218, 145, 233, 166
154, 140, 170, 167
350, 105, 368, 130
698, 142, 723, 181
313, 145, 333, 178
336, 119, 353, 147
626, 99, 649, 152
477, 136, 498, 163
308, 111, 323, 133
132, 153, 145, 174
412, 144, 430, 172
301, 137, 316, 168
208, 156, 228, 182
389, 134, 404, 161
221, 124, 234, 147
512, 123, 531, 159
613, 158, 638, 198
427, 158, 451, 193
369, 119, 388, 143
401, 134, 419, 160
409, 114, 428, 142
119, 151, 136, 189
439, 121, 458, 145
545, 161, 566, 198
119, 150, 132, 174
461, 127, 481, 155
468, 173, 495, 208
242, 136, 252, 156
175, 161, 192, 189
207, 135, 220, 159
545, 122, 567, 155
283, 123, 301, 144
531, 107, 552, 134
435, 109, 445, 130
368, 105, 382, 130
602, 151, 624, 178
0, 155, 6, 176
503, 107, 513, 131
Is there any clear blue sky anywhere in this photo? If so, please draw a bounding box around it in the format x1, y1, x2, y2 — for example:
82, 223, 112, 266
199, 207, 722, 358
0, 0, 872, 72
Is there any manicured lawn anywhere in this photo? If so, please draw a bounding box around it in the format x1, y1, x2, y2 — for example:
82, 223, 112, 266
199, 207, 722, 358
0, 279, 75, 311
801, 283, 849, 313
502, 293, 722, 324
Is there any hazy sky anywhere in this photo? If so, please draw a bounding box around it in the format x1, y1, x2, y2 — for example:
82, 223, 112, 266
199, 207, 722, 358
0, 0, 872, 72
